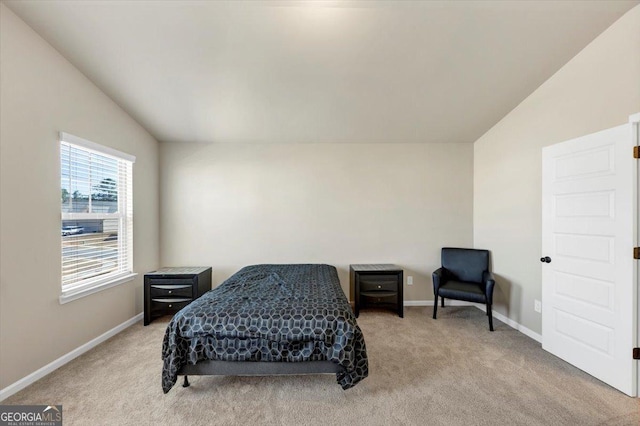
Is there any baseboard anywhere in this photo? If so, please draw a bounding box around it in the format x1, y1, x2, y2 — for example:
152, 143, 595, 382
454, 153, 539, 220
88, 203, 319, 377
403, 300, 429, 306
472, 304, 542, 343
404, 300, 474, 307
403, 300, 542, 343
0, 312, 143, 402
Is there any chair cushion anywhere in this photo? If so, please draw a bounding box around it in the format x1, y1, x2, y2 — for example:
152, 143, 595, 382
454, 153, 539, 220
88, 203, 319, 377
438, 280, 486, 304
441, 248, 489, 283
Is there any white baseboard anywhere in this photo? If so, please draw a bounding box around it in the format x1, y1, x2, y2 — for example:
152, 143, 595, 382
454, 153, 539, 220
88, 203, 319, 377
403, 300, 430, 306
473, 304, 542, 343
403, 300, 542, 343
404, 300, 472, 307
0, 312, 143, 402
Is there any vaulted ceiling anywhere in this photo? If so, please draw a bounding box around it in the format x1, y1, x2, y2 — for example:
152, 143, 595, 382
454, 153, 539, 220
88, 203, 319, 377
5, 0, 638, 144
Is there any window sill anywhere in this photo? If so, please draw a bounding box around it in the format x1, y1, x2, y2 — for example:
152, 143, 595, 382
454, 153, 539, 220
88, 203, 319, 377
59, 273, 138, 304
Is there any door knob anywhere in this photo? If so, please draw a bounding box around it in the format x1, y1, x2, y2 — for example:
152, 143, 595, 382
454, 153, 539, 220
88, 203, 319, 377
540, 256, 551, 263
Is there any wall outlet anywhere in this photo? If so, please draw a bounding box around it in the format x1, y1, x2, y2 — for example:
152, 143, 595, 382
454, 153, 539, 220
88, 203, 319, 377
407, 276, 413, 285
534, 299, 542, 313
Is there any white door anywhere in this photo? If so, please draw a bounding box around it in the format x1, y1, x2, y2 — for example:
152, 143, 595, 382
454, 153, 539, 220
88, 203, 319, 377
542, 123, 637, 396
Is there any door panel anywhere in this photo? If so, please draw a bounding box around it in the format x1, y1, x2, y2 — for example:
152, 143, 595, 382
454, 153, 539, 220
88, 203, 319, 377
542, 123, 636, 396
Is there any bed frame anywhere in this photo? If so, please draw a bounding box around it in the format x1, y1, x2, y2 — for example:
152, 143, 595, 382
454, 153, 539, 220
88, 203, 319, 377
178, 360, 344, 387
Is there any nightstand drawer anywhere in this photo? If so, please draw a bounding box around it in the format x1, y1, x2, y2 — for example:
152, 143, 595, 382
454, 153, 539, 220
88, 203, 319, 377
150, 284, 193, 298
147, 277, 196, 287
360, 275, 398, 292
150, 298, 192, 315
361, 292, 397, 305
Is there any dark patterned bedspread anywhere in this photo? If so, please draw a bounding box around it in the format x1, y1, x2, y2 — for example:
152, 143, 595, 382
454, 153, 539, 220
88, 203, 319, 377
161, 264, 368, 393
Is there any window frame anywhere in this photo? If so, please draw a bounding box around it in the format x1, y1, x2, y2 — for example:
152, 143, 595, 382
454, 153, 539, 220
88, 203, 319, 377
59, 132, 137, 304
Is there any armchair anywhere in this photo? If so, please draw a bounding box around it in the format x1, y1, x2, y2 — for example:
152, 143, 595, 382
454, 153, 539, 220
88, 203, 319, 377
432, 247, 496, 331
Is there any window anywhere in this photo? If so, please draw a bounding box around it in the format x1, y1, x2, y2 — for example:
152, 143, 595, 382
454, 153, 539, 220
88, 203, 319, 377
59, 132, 136, 303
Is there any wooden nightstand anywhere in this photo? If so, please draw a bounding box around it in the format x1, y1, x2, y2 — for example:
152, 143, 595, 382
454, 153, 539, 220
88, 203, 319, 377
143, 267, 212, 326
350, 264, 403, 318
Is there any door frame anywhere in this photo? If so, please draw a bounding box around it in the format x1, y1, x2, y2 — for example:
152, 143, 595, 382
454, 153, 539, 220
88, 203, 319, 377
631, 112, 640, 397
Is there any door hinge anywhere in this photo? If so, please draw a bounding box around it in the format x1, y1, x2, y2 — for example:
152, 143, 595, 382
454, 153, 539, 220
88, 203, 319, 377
635, 247, 640, 259
634, 348, 640, 360
634, 146, 640, 159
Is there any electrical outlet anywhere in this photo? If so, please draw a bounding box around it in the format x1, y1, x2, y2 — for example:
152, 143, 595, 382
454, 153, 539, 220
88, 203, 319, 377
534, 299, 542, 313
407, 276, 413, 285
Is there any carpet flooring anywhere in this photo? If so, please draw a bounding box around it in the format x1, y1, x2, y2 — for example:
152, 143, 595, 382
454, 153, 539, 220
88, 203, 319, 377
3, 306, 639, 425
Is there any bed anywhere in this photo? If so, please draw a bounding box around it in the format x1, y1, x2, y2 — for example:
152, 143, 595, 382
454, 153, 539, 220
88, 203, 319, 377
161, 264, 369, 393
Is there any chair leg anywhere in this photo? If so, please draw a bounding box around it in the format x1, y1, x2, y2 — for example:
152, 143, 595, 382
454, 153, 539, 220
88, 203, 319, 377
441, 296, 445, 307
487, 304, 494, 331
433, 294, 438, 319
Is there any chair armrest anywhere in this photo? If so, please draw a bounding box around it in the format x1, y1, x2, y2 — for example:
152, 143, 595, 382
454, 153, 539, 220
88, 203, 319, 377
432, 267, 448, 295
483, 271, 496, 305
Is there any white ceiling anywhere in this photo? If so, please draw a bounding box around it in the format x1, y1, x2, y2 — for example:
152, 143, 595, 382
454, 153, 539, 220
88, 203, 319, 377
5, 0, 638, 144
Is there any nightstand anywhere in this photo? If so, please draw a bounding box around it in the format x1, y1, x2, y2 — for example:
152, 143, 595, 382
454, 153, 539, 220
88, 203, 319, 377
350, 264, 403, 318
143, 267, 212, 326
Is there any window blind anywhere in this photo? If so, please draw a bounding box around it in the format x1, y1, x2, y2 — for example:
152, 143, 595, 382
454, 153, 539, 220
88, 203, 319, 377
60, 134, 134, 290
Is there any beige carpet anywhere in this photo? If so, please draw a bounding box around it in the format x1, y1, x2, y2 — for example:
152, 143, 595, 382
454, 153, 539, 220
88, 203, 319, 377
4, 306, 638, 425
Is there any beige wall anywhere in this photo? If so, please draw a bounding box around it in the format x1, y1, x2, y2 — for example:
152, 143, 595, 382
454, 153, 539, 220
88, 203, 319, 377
474, 5, 640, 335
160, 142, 473, 300
0, 4, 160, 389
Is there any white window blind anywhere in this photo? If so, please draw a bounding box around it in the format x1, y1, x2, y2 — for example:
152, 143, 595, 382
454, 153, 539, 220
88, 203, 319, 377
60, 132, 135, 301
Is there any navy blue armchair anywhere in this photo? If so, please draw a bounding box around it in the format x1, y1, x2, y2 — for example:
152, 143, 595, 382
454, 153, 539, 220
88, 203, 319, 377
432, 247, 496, 331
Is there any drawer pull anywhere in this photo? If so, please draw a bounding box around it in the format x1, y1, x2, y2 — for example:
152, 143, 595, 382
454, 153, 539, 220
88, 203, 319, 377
169, 304, 172, 308
168, 290, 172, 294
150, 284, 192, 289
377, 285, 381, 289
151, 298, 191, 303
